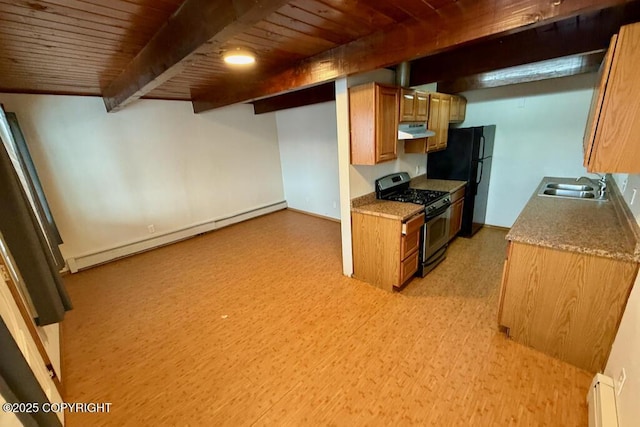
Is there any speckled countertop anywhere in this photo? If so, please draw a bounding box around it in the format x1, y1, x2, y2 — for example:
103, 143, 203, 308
350, 176, 468, 221
507, 177, 639, 262
411, 175, 467, 193
351, 192, 424, 221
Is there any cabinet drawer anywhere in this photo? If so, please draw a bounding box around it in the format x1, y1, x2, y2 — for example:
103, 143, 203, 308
450, 187, 465, 203
401, 227, 420, 260
401, 213, 424, 235
399, 250, 419, 286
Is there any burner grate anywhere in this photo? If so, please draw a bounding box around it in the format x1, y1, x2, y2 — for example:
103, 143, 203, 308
385, 188, 448, 206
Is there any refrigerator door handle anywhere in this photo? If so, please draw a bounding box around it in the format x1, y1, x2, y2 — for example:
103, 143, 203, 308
476, 159, 484, 187
479, 134, 486, 159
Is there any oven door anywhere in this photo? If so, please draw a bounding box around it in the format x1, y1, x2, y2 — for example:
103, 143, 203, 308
422, 205, 451, 263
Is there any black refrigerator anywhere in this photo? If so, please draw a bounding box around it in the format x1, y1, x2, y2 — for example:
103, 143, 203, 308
427, 125, 495, 237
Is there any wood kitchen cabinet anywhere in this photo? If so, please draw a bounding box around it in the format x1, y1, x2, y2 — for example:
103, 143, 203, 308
498, 241, 638, 372
449, 95, 467, 123
400, 88, 416, 122
350, 82, 399, 165
583, 22, 640, 173
448, 187, 465, 240
352, 211, 424, 292
415, 91, 429, 121
435, 93, 451, 150
400, 88, 429, 122
405, 92, 451, 154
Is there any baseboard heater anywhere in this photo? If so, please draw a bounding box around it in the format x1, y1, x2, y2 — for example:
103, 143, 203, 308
66, 201, 287, 272
587, 374, 618, 427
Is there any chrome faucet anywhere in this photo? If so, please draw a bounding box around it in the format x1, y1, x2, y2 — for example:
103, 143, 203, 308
576, 174, 607, 199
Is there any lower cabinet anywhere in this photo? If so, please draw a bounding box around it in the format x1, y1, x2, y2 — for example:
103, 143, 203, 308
449, 187, 465, 241
352, 211, 424, 291
498, 241, 638, 372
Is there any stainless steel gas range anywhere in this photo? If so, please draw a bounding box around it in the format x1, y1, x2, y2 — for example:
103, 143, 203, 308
375, 172, 451, 276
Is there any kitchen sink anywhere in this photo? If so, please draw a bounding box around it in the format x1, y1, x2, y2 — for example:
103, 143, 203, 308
537, 180, 607, 201
545, 183, 594, 191
542, 189, 596, 198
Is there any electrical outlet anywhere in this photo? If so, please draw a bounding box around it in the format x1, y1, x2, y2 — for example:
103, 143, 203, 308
333, 201, 337, 209
147, 224, 155, 233
631, 189, 637, 206
416, 165, 420, 175
615, 368, 627, 396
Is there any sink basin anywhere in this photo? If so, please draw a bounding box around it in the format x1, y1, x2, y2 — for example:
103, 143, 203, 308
542, 189, 596, 198
537, 180, 607, 201
546, 183, 594, 191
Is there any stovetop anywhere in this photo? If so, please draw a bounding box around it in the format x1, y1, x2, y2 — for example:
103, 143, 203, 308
375, 172, 452, 218
384, 188, 449, 205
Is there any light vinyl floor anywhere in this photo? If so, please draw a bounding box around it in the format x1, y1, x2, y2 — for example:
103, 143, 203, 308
62, 210, 591, 426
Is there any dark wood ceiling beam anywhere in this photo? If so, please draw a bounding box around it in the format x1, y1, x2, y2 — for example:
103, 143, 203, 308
437, 51, 605, 93
409, 3, 640, 86
192, 0, 629, 113
251, 81, 335, 114
102, 0, 289, 112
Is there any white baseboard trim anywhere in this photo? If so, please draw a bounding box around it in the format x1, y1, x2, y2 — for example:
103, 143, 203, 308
286, 207, 341, 223
66, 201, 287, 272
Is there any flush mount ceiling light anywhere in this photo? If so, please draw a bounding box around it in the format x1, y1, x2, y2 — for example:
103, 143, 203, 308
222, 47, 256, 65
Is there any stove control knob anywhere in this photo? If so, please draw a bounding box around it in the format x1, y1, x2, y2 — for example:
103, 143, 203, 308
428, 205, 435, 211
444, 198, 451, 203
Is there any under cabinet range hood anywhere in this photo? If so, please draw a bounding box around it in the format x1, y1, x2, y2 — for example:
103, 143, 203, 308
398, 122, 436, 140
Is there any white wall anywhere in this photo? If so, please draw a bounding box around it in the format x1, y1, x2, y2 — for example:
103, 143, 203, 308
605, 173, 640, 427
350, 153, 427, 197
336, 78, 353, 275
276, 101, 340, 219
0, 94, 285, 267
459, 73, 597, 227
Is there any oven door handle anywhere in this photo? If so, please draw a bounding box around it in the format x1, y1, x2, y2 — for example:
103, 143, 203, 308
425, 204, 451, 220
425, 244, 448, 266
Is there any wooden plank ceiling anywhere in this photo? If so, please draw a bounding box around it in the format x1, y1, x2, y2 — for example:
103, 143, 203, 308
0, 0, 637, 113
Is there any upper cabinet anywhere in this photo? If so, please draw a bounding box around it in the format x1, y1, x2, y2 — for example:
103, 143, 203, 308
405, 92, 451, 154
434, 93, 451, 150
400, 89, 429, 122
415, 91, 429, 121
350, 82, 400, 165
350, 84, 458, 163
583, 22, 640, 173
449, 95, 467, 123
399, 88, 416, 122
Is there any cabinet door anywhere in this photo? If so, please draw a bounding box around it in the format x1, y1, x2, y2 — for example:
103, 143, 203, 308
449, 198, 464, 240
352, 212, 402, 292
458, 97, 467, 122
401, 213, 424, 259
437, 95, 451, 149
400, 89, 416, 122
426, 95, 440, 152
399, 251, 419, 286
449, 96, 460, 122
415, 91, 429, 121
350, 82, 399, 165
497, 241, 513, 326
583, 34, 617, 169
584, 22, 640, 173
376, 85, 399, 162
499, 242, 638, 372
